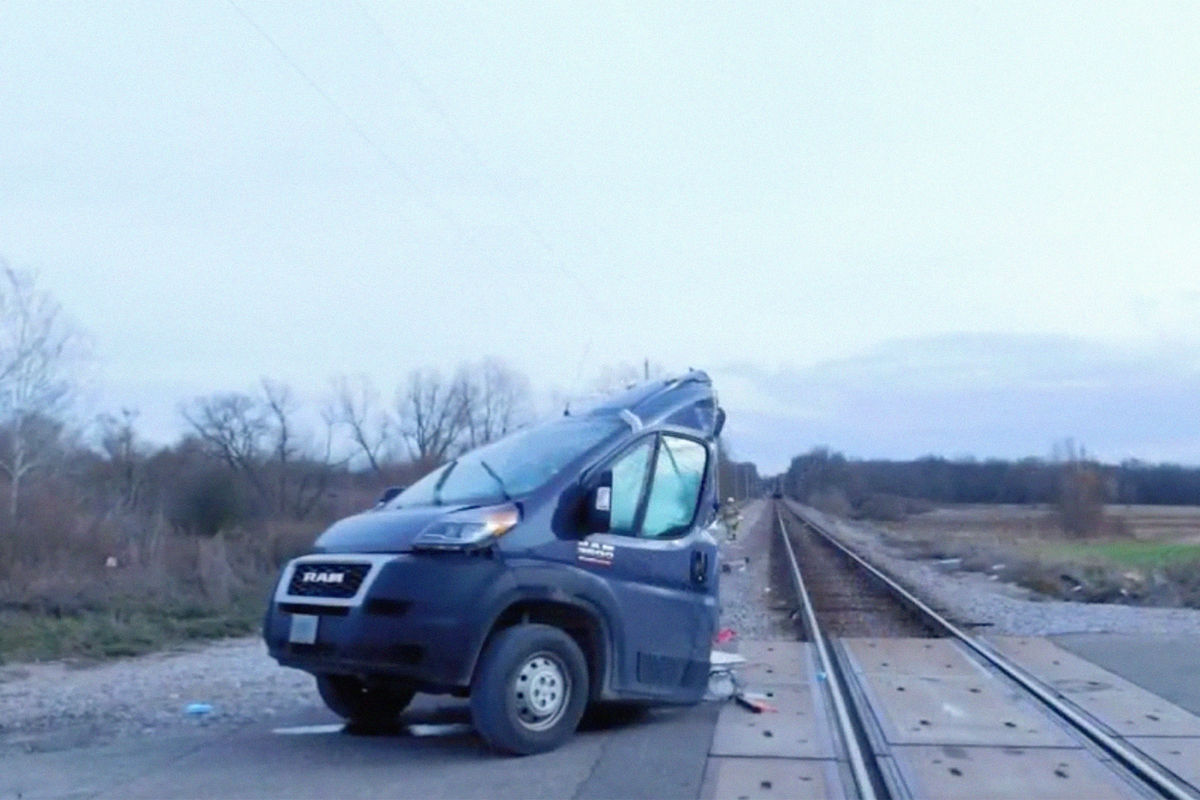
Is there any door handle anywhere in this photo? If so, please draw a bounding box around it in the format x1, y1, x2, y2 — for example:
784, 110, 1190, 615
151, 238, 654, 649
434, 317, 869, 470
691, 550, 708, 585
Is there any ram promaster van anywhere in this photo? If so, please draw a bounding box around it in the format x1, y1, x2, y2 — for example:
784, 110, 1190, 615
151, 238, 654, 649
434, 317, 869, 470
264, 372, 726, 754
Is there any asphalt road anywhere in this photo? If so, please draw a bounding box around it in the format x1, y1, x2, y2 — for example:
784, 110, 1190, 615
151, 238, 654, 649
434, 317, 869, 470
1, 693, 719, 800
1053, 633, 1200, 717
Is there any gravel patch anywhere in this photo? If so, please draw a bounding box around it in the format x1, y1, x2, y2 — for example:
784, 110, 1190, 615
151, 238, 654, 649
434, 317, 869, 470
715, 500, 795, 640
0, 638, 314, 751
797, 503, 1200, 638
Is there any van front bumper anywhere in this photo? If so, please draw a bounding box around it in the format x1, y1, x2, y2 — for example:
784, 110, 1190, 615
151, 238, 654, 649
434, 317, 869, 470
263, 552, 511, 690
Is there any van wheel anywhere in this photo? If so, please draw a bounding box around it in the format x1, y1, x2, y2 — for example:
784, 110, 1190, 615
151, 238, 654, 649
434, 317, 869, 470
470, 624, 589, 755
315, 674, 414, 726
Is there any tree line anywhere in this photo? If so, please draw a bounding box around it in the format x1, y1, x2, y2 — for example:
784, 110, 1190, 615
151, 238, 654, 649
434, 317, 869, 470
171, 360, 534, 533
780, 445, 1200, 523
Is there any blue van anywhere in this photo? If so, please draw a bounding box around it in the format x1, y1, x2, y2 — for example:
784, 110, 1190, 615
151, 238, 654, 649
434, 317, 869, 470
264, 371, 725, 754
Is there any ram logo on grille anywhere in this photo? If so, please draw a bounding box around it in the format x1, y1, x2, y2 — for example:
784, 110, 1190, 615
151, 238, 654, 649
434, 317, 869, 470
302, 571, 343, 584
287, 563, 370, 599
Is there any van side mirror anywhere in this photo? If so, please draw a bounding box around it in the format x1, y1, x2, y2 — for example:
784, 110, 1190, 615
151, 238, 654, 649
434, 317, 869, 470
713, 407, 726, 437
376, 485, 405, 506
583, 470, 613, 533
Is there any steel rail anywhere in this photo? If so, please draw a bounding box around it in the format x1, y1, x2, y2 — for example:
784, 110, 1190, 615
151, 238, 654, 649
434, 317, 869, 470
782, 501, 1199, 800
775, 508, 879, 800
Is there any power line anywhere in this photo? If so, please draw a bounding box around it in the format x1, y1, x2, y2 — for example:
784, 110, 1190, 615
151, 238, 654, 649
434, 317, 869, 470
224, 0, 464, 234
227, 0, 615, 342
349, 1, 565, 263
352, 4, 497, 183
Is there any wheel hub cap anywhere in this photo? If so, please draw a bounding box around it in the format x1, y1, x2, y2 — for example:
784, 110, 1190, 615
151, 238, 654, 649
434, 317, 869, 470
513, 653, 569, 731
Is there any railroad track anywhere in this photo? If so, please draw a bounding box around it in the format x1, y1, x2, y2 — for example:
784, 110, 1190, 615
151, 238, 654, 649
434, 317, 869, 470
772, 500, 1200, 800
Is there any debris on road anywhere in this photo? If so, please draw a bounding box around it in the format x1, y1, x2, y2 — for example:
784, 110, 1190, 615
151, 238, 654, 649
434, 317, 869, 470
707, 650, 779, 714
733, 693, 777, 714
706, 650, 746, 700
709, 651, 746, 668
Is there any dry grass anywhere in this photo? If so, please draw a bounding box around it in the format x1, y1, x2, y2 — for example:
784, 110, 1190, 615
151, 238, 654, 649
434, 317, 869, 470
876, 504, 1200, 607
0, 507, 321, 663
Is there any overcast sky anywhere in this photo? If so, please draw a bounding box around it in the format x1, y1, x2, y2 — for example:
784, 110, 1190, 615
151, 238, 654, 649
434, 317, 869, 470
3, 1, 1199, 472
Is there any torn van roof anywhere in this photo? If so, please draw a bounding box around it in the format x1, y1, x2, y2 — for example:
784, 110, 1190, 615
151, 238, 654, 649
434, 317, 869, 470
582, 370, 721, 436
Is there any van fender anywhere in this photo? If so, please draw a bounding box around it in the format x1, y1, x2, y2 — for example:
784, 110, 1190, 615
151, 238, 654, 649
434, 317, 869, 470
465, 562, 625, 699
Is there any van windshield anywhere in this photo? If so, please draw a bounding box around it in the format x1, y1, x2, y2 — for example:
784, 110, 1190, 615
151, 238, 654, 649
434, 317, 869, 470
392, 416, 623, 508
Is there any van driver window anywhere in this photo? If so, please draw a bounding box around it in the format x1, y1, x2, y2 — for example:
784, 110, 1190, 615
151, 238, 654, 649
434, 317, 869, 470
610, 440, 652, 535
641, 436, 706, 539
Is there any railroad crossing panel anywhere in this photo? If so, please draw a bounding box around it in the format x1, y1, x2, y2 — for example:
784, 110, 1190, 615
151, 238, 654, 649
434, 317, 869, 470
701, 757, 846, 800
986, 636, 1200, 738
1124, 737, 1200, 789
710, 683, 838, 759
711, 639, 836, 759
736, 640, 812, 684
841, 638, 987, 679
842, 638, 1078, 747
856, 671, 1080, 747
887, 745, 1150, 800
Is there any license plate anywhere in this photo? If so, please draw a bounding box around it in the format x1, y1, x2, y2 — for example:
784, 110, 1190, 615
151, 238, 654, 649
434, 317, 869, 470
289, 613, 318, 644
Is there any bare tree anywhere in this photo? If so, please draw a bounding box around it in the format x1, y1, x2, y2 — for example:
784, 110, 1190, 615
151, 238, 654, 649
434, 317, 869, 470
182, 391, 271, 502
457, 358, 531, 449
0, 266, 86, 522
291, 401, 342, 521
261, 379, 300, 515
329, 374, 391, 472
261, 379, 342, 519
395, 368, 468, 464
183, 382, 338, 521
96, 408, 145, 510
1053, 438, 1109, 537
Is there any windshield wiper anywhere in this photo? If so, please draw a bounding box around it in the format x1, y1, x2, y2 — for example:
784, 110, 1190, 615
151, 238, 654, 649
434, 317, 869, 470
433, 460, 457, 505
479, 460, 512, 502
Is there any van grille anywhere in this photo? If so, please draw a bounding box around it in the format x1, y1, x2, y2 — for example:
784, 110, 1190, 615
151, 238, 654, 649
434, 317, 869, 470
287, 563, 371, 599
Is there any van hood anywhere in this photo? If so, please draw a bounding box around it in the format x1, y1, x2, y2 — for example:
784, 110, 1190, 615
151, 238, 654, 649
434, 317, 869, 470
310, 506, 473, 554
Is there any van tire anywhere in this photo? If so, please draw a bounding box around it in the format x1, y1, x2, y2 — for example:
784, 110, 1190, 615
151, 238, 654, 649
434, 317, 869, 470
470, 624, 589, 755
315, 674, 414, 726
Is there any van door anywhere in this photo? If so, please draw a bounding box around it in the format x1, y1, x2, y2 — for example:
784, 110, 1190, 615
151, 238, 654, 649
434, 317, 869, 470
584, 432, 717, 701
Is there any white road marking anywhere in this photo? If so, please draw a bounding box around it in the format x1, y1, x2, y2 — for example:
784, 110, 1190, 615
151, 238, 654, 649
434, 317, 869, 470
407, 723, 474, 737
272, 721, 474, 737
272, 724, 345, 735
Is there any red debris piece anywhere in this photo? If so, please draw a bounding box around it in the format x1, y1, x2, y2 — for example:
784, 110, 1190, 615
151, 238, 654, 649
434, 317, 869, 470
714, 627, 736, 644
734, 694, 778, 713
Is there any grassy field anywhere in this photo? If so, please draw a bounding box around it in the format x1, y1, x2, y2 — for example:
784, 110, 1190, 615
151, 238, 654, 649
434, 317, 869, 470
876, 504, 1200, 606
0, 589, 271, 663
1033, 540, 1200, 569
0, 521, 319, 665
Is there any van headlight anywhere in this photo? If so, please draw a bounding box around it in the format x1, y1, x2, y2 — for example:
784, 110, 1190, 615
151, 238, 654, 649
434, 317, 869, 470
412, 504, 520, 551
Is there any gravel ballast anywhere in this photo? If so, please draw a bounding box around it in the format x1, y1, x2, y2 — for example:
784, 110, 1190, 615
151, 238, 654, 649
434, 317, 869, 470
714, 500, 796, 640
797, 502, 1200, 638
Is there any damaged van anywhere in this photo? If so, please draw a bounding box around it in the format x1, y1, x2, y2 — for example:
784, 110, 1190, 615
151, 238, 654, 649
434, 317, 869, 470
263, 371, 725, 754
